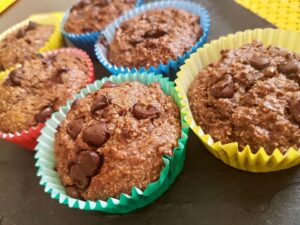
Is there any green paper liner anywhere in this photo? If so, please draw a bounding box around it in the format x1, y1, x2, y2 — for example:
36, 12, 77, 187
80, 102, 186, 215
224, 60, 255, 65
35, 72, 188, 213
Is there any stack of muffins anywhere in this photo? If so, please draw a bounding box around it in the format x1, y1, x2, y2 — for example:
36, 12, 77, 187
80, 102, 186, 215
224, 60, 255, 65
1, 0, 300, 215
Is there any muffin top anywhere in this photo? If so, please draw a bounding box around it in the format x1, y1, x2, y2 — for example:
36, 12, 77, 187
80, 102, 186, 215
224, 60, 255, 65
64, 0, 136, 34
107, 8, 203, 69
0, 21, 54, 70
188, 41, 300, 154
54, 81, 181, 200
0, 52, 90, 133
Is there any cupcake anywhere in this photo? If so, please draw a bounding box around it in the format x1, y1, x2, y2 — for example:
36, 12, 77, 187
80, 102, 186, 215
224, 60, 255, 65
55, 81, 181, 200
0, 21, 55, 70
0, 48, 94, 149
95, 1, 210, 79
62, 0, 142, 55
64, 0, 138, 34
188, 41, 300, 155
108, 8, 203, 69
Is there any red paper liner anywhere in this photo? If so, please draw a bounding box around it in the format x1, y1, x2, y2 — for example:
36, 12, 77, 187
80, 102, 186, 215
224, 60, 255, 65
0, 48, 95, 151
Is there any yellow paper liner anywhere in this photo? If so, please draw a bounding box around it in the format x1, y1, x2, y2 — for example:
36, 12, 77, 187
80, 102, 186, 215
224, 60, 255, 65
175, 28, 300, 172
236, 0, 300, 31
0, 12, 64, 71
0, 0, 16, 14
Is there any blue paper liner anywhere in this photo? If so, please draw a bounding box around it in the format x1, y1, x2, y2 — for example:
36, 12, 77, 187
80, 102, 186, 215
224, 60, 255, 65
94, 0, 210, 80
61, 0, 143, 57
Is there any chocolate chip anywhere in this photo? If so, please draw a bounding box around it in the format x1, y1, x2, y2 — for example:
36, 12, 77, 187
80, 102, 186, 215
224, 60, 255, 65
91, 96, 109, 114
81, 25, 93, 33
95, 0, 111, 7
144, 29, 167, 39
83, 122, 109, 147
5, 70, 22, 86
250, 55, 270, 70
16, 30, 26, 39
101, 81, 117, 89
36, 106, 54, 123
69, 164, 89, 189
71, 99, 79, 109
25, 21, 38, 31
290, 95, 300, 123
65, 186, 82, 199
132, 103, 160, 120
278, 61, 299, 75
67, 119, 84, 139
98, 36, 109, 48
77, 151, 101, 176
25, 39, 31, 44
211, 74, 235, 98
57, 66, 69, 74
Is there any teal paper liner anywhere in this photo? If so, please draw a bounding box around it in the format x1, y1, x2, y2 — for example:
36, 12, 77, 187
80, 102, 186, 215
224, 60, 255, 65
61, 0, 143, 57
35, 72, 189, 213
94, 0, 210, 80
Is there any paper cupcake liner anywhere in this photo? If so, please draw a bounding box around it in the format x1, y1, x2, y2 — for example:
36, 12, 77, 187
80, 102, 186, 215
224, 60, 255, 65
35, 72, 188, 213
61, 0, 144, 57
175, 28, 300, 173
94, 0, 210, 80
0, 12, 64, 72
0, 48, 95, 151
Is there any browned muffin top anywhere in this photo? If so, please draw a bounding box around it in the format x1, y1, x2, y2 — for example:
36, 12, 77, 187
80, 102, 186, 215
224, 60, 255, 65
64, 0, 136, 34
107, 8, 203, 69
0, 21, 54, 70
188, 41, 300, 154
0, 52, 90, 133
55, 81, 181, 200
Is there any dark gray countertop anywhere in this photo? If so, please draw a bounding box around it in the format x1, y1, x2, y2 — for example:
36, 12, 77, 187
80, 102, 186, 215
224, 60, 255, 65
2, 1, 299, 225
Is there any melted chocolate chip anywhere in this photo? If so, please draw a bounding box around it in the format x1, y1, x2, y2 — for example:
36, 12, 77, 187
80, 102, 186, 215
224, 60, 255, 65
290, 95, 300, 123
83, 122, 109, 147
57, 66, 70, 74
16, 30, 26, 39
25, 21, 38, 31
211, 74, 235, 98
101, 81, 117, 89
98, 36, 109, 48
69, 164, 90, 189
5, 71, 22, 86
65, 186, 82, 199
36, 106, 54, 123
91, 96, 109, 114
81, 25, 93, 33
67, 119, 84, 139
250, 55, 270, 70
144, 29, 167, 39
132, 103, 160, 120
77, 151, 102, 176
278, 61, 299, 75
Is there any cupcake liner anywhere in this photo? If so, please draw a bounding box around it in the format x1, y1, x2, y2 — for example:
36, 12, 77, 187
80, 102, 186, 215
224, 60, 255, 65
94, 0, 210, 80
175, 28, 300, 173
61, 0, 144, 57
35, 72, 188, 213
0, 48, 95, 151
0, 12, 64, 72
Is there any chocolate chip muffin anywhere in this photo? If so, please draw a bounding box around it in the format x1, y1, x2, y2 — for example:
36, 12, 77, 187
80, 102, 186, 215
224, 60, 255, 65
0, 52, 90, 133
188, 41, 300, 155
55, 81, 181, 200
0, 21, 54, 70
64, 0, 136, 34
107, 8, 203, 69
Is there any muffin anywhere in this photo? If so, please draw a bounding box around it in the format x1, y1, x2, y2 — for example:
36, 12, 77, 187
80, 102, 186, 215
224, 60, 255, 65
0, 21, 54, 70
188, 41, 300, 155
0, 51, 91, 133
54, 81, 181, 200
64, 0, 137, 34
107, 8, 203, 69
